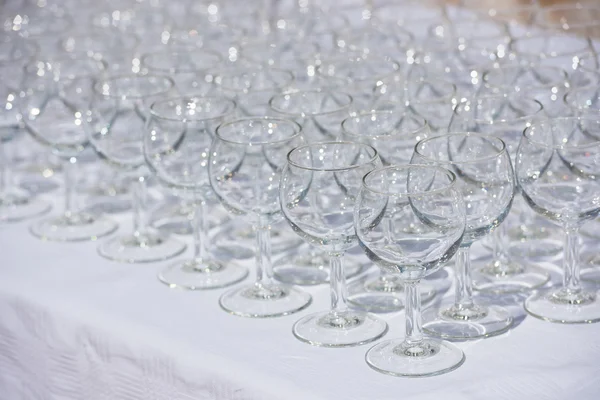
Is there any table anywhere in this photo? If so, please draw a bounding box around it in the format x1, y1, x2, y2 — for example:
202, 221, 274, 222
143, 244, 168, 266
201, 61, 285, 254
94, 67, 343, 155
1, 193, 600, 400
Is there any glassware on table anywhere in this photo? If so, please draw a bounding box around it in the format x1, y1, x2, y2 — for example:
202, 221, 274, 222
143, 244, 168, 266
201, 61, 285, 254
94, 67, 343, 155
0, 48, 51, 222
516, 116, 600, 323
412, 133, 515, 339
209, 117, 311, 317
144, 95, 248, 289
280, 141, 387, 346
459, 0, 538, 40
22, 54, 118, 241
534, 3, 600, 39
268, 89, 365, 285
448, 95, 552, 293
340, 110, 436, 312
87, 74, 186, 263
357, 165, 466, 377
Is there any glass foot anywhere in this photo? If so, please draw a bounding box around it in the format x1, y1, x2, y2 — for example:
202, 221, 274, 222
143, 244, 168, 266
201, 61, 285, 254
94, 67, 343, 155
366, 338, 465, 377
509, 238, 563, 259
158, 259, 248, 290
422, 299, 513, 340
0, 191, 51, 222
273, 251, 365, 286
472, 259, 550, 294
347, 274, 436, 313
219, 282, 312, 318
30, 212, 118, 242
524, 288, 600, 324
292, 309, 388, 347
98, 231, 186, 263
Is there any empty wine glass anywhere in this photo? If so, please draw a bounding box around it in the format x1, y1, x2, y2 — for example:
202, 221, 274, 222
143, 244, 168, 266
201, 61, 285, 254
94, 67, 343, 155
517, 116, 600, 323
209, 117, 311, 317
87, 74, 186, 262
280, 141, 388, 347
357, 165, 466, 377
22, 53, 118, 241
341, 110, 435, 312
448, 95, 553, 293
145, 96, 248, 289
412, 133, 515, 339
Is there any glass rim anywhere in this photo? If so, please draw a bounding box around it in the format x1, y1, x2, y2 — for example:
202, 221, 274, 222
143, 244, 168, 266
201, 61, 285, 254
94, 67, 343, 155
453, 94, 544, 122
149, 95, 237, 122
23, 52, 108, 77
406, 77, 457, 105
93, 73, 175, 99
564, 83, 600, 109
482, 65, 568, 89
341, 110, 429, 139
414, 132, 508, 165
362, 164, 458, 197
522, 116, 600, 150
287, 141, 379, 172
140, 49, 223, 73
214, 67, 295, 92
269, 90, 353, 116
316, 53, 401, 82
215, 116, 302, 146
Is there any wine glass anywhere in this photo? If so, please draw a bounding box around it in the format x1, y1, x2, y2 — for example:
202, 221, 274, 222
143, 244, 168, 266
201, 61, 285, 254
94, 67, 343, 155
448, 95, 553, 293
340, 110, 436, 312
209, 117, 311, 317
145, 95, 248, 289
269, 89, 363, 285
87, 74, 186, 263
516, 116, 600, 323
280, 141, 388, 347
22, 53, 119, 241
412, 133, 515, 339
357, 165, 466, 377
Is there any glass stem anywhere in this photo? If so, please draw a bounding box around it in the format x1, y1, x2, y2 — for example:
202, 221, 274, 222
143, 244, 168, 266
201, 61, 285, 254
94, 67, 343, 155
454, 245, 474, 309
404, 280, 423, 345
254, 217, 273, 286
563, 226, 581, 293
329, 252, 348, 314
63, 156, 77, 216
491, 224, 513, 272
132, 176, 148, 236
192, 196, 208, 264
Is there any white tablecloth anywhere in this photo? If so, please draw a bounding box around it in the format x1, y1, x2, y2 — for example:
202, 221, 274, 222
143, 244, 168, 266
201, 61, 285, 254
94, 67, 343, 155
1, 200, 600, 400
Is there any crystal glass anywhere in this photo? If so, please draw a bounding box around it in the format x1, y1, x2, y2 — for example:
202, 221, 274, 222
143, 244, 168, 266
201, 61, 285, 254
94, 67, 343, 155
357, 165, 466, 377
372, 1, 446, 41
459, 0, 537, 39
268, 89, 362, 285
341, 110, 435, 312
214, 66, 294, 116
209, 117, 311, 317
87, 74, 186, 263
145, 96, 248, 289
412, 133, 515, 339
448, 95, 553, 293
22, 54, 118, 241
517, 116, 600, 323
280, 142, 388, 347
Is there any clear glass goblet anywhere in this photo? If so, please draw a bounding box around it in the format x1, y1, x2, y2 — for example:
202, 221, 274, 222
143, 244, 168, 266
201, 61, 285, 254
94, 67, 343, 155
412, 133, 515, 340
517, 116, 600, 323
341, 110, 436, 312
357, 165, 466, 377
87, 74, 186, 263
280, 141, 388, 347
209, 117, 312, 317
22, 53, 118, 241
448, 95, 553, 293
145, 95, 249, 289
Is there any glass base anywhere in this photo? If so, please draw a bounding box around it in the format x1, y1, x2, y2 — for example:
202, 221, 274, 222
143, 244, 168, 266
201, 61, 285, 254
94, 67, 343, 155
292, 309, 388, 347
509, 238, 563, 259
0, 191, 51, 222
273, 251, 365, 286
158, 259, 248, 290
366, 338, 465, 377
98, 231, 186, 263
30, 212, 118, 242
524, 288, 600, 324
219, 282, 312, 318
472, 259, 550, 294
347, 274, 436, 313
422, 299, 513, 340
